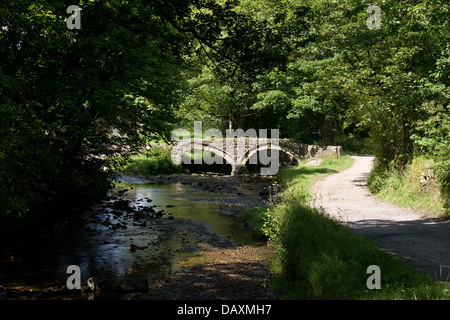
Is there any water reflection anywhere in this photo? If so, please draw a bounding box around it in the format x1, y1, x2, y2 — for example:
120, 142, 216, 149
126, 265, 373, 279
0, 180, 266, 299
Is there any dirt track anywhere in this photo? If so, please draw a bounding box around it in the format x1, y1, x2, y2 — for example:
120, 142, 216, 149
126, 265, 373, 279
311, 155, 450, 285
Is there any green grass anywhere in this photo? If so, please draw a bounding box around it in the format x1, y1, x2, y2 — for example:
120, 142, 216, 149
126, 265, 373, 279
244, 156, 355, 241
274, 155, 355, 199
119, 146, 185, 176
245, 155, 450, 300
368, 156, 448, 217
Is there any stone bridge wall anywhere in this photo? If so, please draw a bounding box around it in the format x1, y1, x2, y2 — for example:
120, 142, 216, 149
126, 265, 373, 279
172, 138, 343, 175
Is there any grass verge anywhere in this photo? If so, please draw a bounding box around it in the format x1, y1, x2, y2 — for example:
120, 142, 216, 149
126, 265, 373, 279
368, 156, 448, 217
245, 155, 450, 299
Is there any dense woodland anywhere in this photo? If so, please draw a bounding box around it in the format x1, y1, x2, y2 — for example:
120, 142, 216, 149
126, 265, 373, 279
1, 0, 449, 232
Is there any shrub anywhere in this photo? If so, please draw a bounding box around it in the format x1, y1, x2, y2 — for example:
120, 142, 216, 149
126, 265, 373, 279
411, 102, 450, 214
368, 157, 446, 216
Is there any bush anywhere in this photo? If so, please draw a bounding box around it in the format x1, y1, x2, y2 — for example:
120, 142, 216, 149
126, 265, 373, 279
411, 102, 450, 213
0, 104, 114, 236
368, 157, 447, 216
243, 207, 269, 241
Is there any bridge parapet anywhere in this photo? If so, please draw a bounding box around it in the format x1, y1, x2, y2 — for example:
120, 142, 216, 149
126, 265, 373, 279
171, 137, 342, 175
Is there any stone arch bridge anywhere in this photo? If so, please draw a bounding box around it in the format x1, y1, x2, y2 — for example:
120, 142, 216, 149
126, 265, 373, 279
171, 138, 342, 175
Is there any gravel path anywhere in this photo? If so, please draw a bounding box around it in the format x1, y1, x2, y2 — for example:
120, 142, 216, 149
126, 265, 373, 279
311, 155, 450, 285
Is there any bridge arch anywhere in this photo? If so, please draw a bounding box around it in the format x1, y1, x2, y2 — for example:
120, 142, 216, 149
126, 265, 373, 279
171, 137, 342, 175
193, 145, 235, 166
241, 144, 303, 167
171, 139, 235, 166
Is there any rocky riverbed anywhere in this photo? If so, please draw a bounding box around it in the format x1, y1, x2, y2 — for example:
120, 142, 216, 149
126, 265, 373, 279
120, 173, 279, 210
0, 174, 278, 300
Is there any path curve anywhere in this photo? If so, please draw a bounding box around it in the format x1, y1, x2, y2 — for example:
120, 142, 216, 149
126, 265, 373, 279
311, 155, 450, 285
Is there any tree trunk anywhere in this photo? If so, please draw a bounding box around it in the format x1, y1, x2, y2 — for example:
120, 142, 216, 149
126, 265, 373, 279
322, 118, 334, 145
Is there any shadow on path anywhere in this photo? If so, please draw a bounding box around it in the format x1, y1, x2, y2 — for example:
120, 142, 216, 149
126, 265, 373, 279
346, 217, 450, 283
312, 155, 450, 286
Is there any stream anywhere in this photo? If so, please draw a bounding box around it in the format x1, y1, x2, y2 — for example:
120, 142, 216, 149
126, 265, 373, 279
0, 174, 273, 300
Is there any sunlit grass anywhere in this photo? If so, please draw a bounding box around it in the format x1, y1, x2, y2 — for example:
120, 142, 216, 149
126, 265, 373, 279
245, 155, 450, 300
119, 146, 184, 176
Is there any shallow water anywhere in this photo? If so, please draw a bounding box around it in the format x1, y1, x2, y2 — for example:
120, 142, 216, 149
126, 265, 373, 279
124, 182, 259, 244
0, 178, 267, 299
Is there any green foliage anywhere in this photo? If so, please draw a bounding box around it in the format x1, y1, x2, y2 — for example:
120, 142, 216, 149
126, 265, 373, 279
368, 157, 447, 216
177, 0, 302, 133
120, 146, 184, 176
1, 0, 448, 240
270, 200, 449, 299
0, 0, 245, 229
301, 0, 449, 165
412, 103, 450, 210
228, 0, 449, 163
0, 0, 170, 227
243, 207, 269, 241
261, 156, 355, 243
176, 0, 450, 158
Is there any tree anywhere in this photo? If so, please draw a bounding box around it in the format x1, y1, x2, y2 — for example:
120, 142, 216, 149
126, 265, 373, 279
290, 0, 449, 164
0, 0, 240, 227
178, 0, 309, 134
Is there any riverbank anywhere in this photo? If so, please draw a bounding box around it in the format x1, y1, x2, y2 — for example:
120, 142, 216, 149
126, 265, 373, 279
150, 242, 276, 299
0, 174, 277, 300
117, 173, 279, 299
